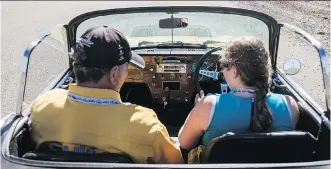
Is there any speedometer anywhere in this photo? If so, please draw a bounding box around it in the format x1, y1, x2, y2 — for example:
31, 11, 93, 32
190, 59, 217, 81
201, 58, 217, 72
190, 59, 217, 72
190, 62, 197, 72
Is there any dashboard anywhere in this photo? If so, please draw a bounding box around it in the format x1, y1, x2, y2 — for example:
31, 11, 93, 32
125, 54, 221, 104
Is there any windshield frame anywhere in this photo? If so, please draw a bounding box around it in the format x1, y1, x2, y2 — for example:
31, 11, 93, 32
67, 6, 280, 70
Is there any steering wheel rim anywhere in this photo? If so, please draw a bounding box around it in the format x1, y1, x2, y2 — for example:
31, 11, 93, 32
194, 47, 222, 96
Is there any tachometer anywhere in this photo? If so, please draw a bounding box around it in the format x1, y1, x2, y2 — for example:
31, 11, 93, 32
190, 59, 217, 81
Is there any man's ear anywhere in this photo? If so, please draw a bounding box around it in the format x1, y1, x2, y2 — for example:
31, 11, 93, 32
109, 66, 119, 85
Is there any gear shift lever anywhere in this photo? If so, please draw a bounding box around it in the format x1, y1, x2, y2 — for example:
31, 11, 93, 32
163, 87, 171, 110
162, 97, 168, 109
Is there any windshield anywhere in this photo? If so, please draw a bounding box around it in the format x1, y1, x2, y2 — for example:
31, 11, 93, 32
76, 12, 269, 48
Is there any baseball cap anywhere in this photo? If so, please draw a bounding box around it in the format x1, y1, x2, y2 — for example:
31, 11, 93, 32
70, 26, 145, 69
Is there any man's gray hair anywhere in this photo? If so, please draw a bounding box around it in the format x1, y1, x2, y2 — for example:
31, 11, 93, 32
72, 62, 110, 84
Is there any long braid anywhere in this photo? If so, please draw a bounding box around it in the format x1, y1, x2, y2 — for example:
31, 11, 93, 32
251, 81, 273, 131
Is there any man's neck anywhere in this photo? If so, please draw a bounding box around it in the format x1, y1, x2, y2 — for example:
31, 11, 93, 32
77, 82, 117, 92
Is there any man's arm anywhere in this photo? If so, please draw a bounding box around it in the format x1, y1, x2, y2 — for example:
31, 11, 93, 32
150, 124, 184, 164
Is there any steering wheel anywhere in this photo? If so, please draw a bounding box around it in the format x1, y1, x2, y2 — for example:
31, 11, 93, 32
194, 47, 223, 97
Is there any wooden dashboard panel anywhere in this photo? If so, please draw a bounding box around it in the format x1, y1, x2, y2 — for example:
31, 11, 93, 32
125, 55, 219, 104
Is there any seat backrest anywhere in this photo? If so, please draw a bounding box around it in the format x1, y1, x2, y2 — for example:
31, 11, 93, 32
200, 131, 317, 164
22, 141, 134, 163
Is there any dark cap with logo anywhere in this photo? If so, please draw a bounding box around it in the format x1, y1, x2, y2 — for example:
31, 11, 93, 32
70, 26, 145, 69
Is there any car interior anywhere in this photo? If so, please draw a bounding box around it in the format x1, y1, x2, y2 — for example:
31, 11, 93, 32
5, 50, 330, 164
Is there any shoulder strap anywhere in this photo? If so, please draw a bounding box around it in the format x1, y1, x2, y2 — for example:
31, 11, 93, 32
248, 98, 255, 131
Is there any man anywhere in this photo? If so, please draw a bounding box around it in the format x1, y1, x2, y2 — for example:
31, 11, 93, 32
30, 26, 184, 164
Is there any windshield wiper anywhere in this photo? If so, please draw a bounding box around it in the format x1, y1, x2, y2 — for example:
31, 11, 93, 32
133, 41, 207, 49
158, 41, 206, 47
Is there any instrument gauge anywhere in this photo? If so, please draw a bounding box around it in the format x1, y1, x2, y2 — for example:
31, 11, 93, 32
190, 59, 217, 81
190, 62, 197, 72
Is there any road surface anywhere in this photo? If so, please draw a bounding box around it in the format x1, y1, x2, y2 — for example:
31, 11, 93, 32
1, 1, 330, 117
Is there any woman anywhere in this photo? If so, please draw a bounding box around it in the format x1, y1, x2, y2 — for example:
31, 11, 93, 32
178, 36, 300, 152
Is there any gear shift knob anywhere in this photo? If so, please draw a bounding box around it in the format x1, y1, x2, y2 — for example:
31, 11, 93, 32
162, 97, 167, 109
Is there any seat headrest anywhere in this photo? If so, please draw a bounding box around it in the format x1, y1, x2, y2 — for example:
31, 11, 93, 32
201, 131, 317, 163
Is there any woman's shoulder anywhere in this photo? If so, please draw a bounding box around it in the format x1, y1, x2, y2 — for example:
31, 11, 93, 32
267, 92, 300, 128
266, 92, 295, 104
200, 94, 218, 105
206, 92, 232, 100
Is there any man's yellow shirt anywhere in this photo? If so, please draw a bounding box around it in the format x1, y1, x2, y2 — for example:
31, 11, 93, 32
30, 84, 184, 164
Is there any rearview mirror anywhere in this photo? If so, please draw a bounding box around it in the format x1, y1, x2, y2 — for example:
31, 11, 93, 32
283, 58, 301, 75
159, 18, 188, 29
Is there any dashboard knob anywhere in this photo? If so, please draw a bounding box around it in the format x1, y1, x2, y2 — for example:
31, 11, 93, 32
152, 81, 156, 86
188, 75, 191, 78
157, 65, 163, 72
152, 74, 156, 79
185, 97, 188, 102
150, 67, 154, 71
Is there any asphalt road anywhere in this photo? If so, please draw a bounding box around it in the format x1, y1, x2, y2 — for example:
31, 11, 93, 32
1, 1, 330, 117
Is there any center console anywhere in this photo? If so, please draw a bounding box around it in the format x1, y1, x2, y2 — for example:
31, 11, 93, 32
125, 55, 220, 107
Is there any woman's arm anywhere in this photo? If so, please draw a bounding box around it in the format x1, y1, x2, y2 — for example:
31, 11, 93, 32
284, 95, 300, 128
178, 93, 216, 150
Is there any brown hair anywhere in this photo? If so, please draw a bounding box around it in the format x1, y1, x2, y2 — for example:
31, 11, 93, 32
220, 36, 273, 131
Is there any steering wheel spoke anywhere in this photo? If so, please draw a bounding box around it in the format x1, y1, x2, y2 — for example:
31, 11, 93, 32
199, 70, 219, 80
195, 47, 222, 93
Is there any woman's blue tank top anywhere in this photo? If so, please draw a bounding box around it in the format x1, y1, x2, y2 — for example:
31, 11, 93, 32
201, 92, 293, 145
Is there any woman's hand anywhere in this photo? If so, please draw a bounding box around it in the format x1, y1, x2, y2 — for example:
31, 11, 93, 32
195, 90, 205, 105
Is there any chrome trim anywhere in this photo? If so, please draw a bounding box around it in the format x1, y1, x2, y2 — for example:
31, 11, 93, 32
0, 113, 15, 128
279, 23, 330, 112
16, 24, 66, 115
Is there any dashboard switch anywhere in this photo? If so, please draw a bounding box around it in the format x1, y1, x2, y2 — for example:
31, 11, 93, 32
152, 74, 156, 79
185, 97, 189, 102
157, 65, 163, 72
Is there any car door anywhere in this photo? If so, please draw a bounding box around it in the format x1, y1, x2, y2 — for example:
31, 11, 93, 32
275, 23, 330, 117
17, 24, 70, 116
